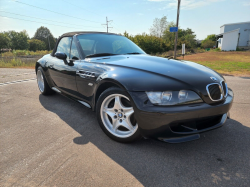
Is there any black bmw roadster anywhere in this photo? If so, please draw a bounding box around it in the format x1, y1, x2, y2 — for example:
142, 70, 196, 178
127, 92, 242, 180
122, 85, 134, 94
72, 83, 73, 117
36, 32, 233, 143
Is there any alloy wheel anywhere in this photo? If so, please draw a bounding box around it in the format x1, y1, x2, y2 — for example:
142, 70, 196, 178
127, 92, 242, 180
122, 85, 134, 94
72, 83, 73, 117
37, 70, 44, 93
100, 94, 138, 138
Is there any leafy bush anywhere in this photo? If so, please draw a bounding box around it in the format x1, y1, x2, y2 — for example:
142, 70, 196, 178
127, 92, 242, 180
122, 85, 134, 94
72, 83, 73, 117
13, 50, 29, 56
124, 32, 169, 54
190, 48, 205, 53
28, 39, 46, 51
5, 30, 30, 50
0, 51, 13, 57
201, 34, 217, 49
236, 47, 243, 51
213, 48, 221, 52
201, 40, 215, 48
162, 22, 197, 50
0, 32, 11, 50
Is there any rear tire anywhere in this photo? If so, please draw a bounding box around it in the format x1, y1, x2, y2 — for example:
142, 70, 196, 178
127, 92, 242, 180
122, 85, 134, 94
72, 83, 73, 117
96, 87, 141, 143
37, 66, 54, 95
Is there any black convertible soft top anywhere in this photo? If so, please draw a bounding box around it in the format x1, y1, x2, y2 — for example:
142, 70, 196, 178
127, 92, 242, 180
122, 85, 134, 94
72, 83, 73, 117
51, 31, 119, 56
61, 31, 118, 37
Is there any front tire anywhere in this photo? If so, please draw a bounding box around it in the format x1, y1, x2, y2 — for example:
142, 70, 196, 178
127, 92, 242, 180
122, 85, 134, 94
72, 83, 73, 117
96, 87, 141, 143
37, 66, 54, 95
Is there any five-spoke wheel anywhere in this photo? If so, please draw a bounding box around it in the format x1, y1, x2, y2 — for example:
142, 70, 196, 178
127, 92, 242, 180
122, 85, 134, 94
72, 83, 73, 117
37, 69, 45, 93
101, 94, 138, 138
96, 87, 141, 143
36, 66, 54, 95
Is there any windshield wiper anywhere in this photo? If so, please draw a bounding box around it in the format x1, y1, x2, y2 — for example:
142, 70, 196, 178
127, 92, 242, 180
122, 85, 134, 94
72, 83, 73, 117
125, 52, 143, 55
85, 53, 118, 58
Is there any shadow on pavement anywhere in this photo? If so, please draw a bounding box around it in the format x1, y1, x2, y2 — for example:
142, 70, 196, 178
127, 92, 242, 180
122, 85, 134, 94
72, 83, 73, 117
39, 93, 250, 186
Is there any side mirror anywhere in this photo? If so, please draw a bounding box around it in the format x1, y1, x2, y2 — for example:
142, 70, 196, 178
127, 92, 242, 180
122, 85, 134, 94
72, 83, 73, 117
55, 52, 68, 65
55, 52, 67, 60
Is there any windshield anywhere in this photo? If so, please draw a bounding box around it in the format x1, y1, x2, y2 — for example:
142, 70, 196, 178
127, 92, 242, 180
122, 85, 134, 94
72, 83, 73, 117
76, 34, 145, 58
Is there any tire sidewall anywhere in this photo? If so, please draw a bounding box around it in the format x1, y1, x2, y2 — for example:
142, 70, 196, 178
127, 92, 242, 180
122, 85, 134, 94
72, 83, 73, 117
96, 87, 141, 143
37, 66, 54, 95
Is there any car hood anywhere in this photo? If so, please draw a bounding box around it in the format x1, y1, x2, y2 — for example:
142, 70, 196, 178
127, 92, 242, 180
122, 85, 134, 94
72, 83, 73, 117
90, 54, 223, 85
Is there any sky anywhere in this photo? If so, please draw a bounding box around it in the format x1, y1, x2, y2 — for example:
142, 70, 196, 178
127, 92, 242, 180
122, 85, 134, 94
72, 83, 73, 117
0, 0, 250, 40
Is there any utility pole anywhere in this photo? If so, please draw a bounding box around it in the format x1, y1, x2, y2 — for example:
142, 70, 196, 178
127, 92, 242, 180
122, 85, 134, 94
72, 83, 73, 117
47, 34, 51, 51
102, 17, 113, 33
174, 0, 181, 59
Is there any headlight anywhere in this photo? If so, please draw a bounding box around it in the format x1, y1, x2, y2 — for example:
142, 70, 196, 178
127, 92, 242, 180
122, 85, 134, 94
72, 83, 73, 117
146, 90, 203, 106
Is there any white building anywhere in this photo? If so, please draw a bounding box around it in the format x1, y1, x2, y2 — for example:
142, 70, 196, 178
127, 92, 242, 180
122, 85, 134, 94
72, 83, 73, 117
216, 21, 250, 51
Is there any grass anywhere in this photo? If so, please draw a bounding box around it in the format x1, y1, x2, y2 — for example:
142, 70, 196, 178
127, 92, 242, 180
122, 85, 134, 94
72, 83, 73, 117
0, 50, 51, 68
177, 51, 250, 76
1, 50, 52, 57
0, 58, 36, 68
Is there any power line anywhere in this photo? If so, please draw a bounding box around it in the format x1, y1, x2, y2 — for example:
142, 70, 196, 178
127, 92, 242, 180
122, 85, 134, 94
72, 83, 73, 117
0, 15, 101, 30
60, 0, 103, 17
0, 11, 102, 28
12, 0, 102, 24
102, 17, 113, 33
112, 26, 123, 33
59, 0, 123, 33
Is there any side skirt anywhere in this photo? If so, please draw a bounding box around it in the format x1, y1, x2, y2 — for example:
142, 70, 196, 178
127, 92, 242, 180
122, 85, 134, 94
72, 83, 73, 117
52, 86, 93, 110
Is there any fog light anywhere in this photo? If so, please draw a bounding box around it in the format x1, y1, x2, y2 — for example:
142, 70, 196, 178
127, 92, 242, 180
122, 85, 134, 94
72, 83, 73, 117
178, 90, 188, 100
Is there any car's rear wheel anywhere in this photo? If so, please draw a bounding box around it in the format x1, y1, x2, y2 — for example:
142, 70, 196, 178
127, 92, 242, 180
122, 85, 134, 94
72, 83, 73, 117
37, 66, 54, 95
96, 87, 141, 143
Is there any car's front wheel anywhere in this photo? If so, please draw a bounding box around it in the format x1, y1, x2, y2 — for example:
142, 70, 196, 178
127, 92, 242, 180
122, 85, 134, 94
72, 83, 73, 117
37, 66, 54, 95
96, 87, 141, 143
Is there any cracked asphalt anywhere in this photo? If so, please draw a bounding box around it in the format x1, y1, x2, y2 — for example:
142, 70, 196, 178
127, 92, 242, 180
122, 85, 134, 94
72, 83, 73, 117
0, 68, 250, 187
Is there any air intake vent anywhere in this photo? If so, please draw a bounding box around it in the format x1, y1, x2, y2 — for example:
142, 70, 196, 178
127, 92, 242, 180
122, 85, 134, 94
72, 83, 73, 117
206, 83, 223, 101
221, 81, 228, 97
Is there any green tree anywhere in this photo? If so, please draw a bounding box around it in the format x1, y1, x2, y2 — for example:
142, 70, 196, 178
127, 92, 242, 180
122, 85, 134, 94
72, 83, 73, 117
204, 34, 216, 41
201, 34, 216, 48
28, 39, 46, 51
163, 23, 197, 50
6, 30, 30, 50
162, 22, 178, 49
0, 32, 11, 50
124, 32, 169, 54
150, 16, 168, 38
201, 40, 215, 48
33, 26, 56, 50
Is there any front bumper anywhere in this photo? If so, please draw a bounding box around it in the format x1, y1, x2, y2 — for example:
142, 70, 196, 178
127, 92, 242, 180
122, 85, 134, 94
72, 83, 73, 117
129, 89, 234, 143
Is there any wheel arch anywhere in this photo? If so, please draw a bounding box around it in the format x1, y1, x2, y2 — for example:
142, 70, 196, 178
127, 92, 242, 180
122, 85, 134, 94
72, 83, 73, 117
94, 79, 128, 111
35, 62, 40, 74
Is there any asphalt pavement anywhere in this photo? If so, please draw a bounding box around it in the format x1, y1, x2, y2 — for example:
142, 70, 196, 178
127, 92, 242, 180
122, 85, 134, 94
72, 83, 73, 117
0, 68, 250, 187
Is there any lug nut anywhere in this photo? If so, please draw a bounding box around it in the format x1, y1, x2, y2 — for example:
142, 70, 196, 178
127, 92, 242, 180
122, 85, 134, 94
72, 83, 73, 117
114, 115, 117, 119
120, 119, 122, 123
114, 109, 118, 112
124, 115, 126, 118
121, 109, 123, 112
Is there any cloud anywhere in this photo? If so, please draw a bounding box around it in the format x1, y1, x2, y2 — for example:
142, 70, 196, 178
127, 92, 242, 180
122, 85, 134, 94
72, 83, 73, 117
160, 0, 224, 10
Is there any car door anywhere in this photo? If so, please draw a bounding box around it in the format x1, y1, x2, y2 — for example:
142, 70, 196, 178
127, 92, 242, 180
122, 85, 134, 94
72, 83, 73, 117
47, 36, 78, 96
75, 37, 104, 103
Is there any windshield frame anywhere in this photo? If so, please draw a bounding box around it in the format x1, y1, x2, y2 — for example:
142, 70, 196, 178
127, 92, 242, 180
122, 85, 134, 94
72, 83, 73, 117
75, 33, 146, 59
